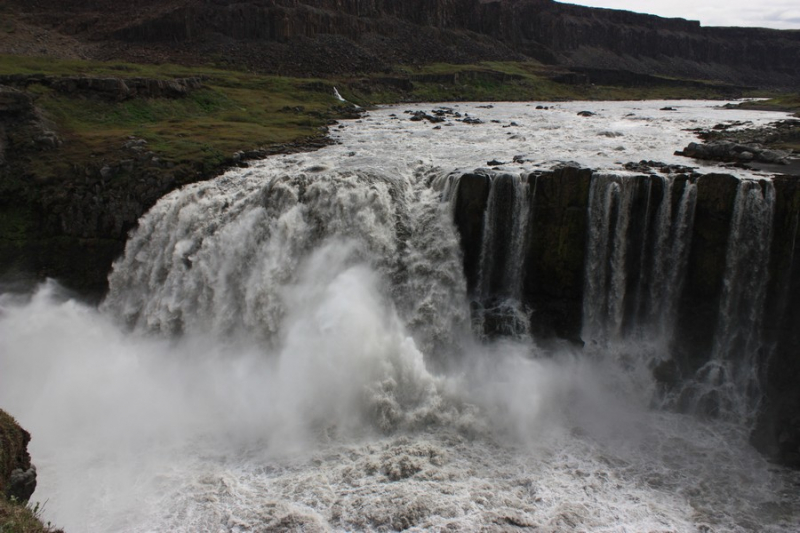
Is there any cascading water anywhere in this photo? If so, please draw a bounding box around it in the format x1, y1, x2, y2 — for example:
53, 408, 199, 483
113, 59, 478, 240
104, 167, 470, 358
582, 174, 637, 345
1, 101, 798, 532
682, 179, 776, 423
582, 174, 697, 348
466, 172, 532, 339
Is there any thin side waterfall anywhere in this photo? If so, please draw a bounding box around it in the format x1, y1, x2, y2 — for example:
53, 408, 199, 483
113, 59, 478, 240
687, 179, 776, 423
649, 181, 697, 339
582, 175, 636, 345
646, 179, 698, 340
629, 176, 656, 333
582, 175, 698, 347
476, 174, 530, 301
472, 173, 531, 338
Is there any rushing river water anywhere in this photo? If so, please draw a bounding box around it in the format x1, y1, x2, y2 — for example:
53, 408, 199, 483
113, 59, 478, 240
1, 101, 799, 532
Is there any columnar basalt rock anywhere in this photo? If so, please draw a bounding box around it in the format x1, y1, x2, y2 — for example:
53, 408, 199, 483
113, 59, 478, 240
522, 164, 591, 341
453, 172, 491, 295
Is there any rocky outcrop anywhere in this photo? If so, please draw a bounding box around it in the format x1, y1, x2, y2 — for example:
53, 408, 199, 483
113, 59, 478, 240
7, 0, 800, 88
678, 141, 792, 165
0, 410, 37, 503
0, 86, 61, 163
0, 75, 203, 101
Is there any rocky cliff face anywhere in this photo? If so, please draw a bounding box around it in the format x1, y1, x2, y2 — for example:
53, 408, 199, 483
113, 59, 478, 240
6, 0, 800, 87
0, 410, 37, 503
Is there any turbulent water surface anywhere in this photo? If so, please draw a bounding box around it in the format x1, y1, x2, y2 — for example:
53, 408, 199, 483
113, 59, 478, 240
1, 101, 799, 532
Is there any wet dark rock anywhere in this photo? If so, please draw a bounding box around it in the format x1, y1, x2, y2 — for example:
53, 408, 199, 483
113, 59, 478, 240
408, 110, 445, 123
7, 467, 37, 503
486, 159, 505, 166
577, 111, 596, 117
453, 172, 492, 294
623, 160, 698, 175
752, 176, 800, 468
678, 140, 791, 165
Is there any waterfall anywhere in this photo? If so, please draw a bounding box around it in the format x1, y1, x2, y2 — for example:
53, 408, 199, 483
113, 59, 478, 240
582, 175, 635, 345
104, 167, 470, 358
464, 172, 531, 339
582, 175, 698, 348
653, 179, 697, 340
686, 179, 776, 423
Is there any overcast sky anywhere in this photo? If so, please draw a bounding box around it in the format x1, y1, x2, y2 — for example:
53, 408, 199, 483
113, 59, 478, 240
569, 1, 800, 29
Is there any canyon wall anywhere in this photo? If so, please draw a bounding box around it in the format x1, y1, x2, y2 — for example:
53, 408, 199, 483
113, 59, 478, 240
8, 0, 800, 87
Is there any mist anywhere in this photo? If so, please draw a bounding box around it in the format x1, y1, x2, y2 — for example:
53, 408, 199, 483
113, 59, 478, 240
1, 252, 669, 531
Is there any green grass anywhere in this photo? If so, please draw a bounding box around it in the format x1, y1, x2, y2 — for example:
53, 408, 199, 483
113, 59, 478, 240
736, 94, 800, 116
0, 500, 62, 533
338, 61, 753, 106
0, 54, 345, 176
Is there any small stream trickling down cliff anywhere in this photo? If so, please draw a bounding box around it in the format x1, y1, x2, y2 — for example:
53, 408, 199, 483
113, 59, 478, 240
1, 101, 799, 532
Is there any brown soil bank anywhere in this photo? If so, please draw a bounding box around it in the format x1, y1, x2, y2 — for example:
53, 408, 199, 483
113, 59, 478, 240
3, 0, 800, 88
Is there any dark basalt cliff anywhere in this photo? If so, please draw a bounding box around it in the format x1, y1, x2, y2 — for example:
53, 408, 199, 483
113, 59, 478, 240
7, 0, 800, 88
453, 167, 800, 468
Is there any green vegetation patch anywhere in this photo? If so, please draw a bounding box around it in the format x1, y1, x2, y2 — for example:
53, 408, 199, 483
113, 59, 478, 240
0, 54, 345, 174
339, 61, 749, 105
0, 499, 62, 533
737, 94, 800, 115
